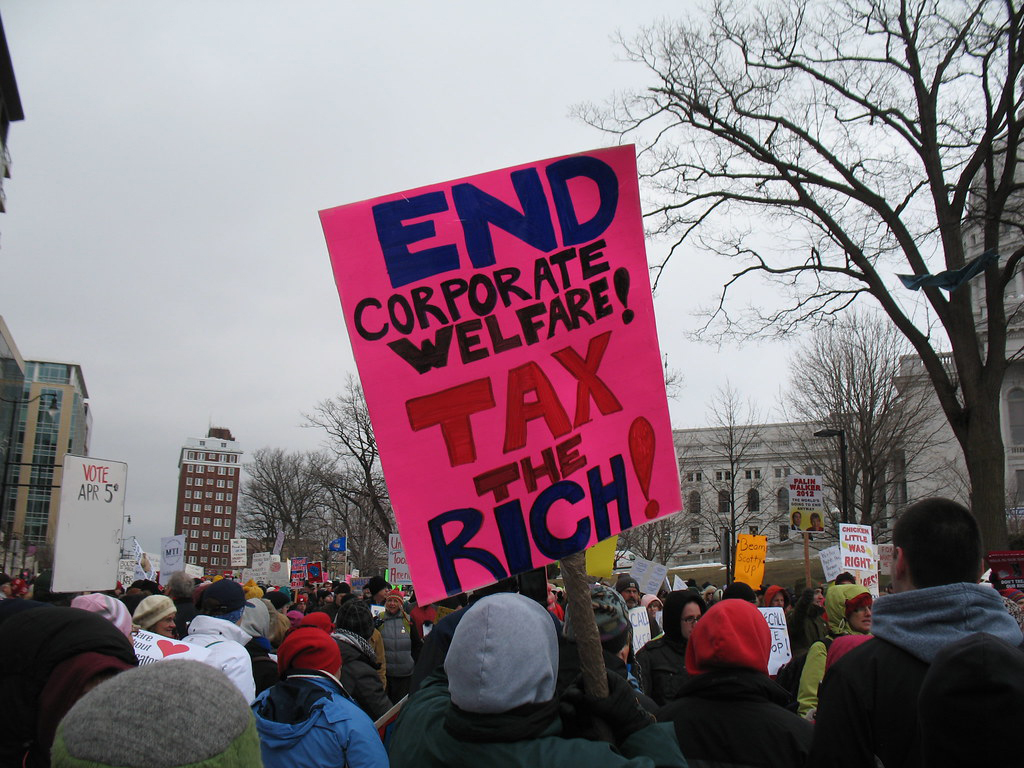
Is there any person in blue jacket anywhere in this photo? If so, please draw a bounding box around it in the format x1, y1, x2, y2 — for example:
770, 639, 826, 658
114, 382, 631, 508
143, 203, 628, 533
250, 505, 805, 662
252, 625, 388, 768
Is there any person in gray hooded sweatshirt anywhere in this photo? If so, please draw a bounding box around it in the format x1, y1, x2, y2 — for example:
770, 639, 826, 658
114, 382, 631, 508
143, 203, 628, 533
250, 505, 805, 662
387, 592, 685, 768
809, 498, 1024, 768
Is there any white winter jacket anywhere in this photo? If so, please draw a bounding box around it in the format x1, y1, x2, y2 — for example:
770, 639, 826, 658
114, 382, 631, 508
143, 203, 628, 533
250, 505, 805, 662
183, 613, 256, 703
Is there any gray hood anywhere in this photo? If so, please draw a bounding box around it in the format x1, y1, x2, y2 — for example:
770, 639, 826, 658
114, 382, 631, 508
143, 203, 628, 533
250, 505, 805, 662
241, 596, 271, 639
872, 583, 1022, 663
444, 592, 558, 714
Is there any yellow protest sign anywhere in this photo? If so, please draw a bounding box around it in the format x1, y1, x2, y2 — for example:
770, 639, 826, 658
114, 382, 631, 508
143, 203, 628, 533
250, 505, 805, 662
585, 535, 618, 578
734, 534, 768, 588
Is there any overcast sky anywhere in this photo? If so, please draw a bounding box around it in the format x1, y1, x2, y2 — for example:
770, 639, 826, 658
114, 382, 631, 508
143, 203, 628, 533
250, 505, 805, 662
0, 1, 795, 550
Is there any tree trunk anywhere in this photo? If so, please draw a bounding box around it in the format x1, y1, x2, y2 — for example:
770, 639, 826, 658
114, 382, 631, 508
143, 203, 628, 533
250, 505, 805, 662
964, 396, 1009, 551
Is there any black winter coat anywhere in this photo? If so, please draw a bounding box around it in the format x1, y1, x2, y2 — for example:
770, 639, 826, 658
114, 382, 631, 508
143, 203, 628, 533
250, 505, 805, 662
245, 637, 280, 695
809, 638, 931, 768
658, 668, 814, 768
335, 631, 391, 720
0, 606, 138, 767
635, 636, 688, 706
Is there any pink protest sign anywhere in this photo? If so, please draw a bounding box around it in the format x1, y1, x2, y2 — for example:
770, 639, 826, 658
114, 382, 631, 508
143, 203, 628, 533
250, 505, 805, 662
320, 145, 681, 605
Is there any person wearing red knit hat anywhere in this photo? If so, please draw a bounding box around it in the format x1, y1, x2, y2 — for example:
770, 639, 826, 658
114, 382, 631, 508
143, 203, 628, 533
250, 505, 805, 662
253, 626, 388, 768
299, 611, 335, 635
657, 599, 813, 767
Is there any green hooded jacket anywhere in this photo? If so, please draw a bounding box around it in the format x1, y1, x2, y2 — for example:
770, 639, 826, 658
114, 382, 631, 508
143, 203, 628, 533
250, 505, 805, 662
796, 583, 871, 717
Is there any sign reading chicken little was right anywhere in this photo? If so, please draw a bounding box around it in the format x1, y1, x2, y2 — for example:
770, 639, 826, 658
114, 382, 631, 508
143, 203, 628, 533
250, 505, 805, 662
320, 146, 681, 605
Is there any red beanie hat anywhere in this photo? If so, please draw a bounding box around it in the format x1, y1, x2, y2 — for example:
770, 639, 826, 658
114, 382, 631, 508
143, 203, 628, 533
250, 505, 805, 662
844, 591, 873, 617
300, 611, 335, 634
685, 598, 771, 675
277, 626, 341, 675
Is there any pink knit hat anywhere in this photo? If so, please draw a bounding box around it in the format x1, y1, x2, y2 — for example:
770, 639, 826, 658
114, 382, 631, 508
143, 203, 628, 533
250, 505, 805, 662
71, 593, 134, 638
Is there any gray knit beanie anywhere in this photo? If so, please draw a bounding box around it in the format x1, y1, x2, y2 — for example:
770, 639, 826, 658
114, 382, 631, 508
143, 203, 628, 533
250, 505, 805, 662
51, 660, 262, 767
445, 593, 558, 713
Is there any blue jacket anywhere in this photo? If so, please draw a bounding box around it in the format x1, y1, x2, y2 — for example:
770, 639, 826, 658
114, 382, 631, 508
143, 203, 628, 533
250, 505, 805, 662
252, 671, 389, 768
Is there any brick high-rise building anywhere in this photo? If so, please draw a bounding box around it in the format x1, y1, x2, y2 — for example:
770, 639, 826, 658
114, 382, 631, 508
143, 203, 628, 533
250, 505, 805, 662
173, 427, 243, 574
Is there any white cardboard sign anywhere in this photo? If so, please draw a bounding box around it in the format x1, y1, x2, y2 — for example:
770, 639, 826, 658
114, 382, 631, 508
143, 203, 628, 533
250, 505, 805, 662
629, 557, 669, 596
230, 538, 247, 567
159, 535, 186, 585
759, 607, 793, 675
52, 454, 128, 592
818, 546, 843, 583
878, 543, 894, 575
117, 558, 136, 588
133, 629, 211, 666
629, 606, 652, 653
267, 556, 289, 586
252, 552, 272, 581
839, 524, 876, 571
388, 534, 413, 586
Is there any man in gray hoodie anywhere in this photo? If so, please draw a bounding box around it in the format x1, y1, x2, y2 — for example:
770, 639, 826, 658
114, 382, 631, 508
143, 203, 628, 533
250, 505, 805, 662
809, 498, 1023, 768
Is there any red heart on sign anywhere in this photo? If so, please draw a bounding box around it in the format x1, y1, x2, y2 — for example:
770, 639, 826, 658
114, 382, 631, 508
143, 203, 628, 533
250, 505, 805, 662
157, 639, 190, 657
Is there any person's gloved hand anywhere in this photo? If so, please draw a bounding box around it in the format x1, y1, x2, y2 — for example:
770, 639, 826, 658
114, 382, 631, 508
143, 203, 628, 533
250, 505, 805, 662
561, 670, 654, 743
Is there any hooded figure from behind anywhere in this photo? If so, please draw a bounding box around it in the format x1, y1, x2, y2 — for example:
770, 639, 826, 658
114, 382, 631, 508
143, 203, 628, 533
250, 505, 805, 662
0, 606, 138, 767
917, 632, 1024, 768
658, 599, 814, 767
252, 626, 388, 768
636, 590, 706, 706
388, 592, 686, 768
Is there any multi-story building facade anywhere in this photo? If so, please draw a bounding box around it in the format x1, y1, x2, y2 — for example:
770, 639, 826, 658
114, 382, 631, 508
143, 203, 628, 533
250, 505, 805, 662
0, 316, 24, 469
675, 422, 838, 552
1, 359, 90, 556
0, 12, 24, 215
173, 427, 243, 573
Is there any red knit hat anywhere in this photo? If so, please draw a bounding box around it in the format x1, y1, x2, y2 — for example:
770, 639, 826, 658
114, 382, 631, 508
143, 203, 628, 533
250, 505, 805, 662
685, 598, 771, 675
844, 591, 873, 617
277, 626, 341, 675
299, 611, 334, 634
384, 588, 404, 602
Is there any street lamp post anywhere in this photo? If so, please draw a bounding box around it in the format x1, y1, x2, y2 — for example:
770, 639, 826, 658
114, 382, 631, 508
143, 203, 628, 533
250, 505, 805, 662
814, 428, 849, 525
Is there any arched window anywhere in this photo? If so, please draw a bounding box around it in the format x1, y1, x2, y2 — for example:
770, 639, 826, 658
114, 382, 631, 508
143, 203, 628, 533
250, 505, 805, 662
718, 490, 730, 515
1009, 388, 1024, 444
777, 487, 789, 513
688, 490, 701, 514
748, 488, 760, 512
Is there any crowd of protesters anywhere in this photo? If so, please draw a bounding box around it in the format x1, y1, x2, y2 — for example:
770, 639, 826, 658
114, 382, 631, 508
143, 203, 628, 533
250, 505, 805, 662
0, 497, 1022, 767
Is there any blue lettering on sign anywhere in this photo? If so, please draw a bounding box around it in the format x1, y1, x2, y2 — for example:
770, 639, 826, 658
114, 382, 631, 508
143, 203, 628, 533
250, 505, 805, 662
427, 453, 630, 596
372, 155, 620, 289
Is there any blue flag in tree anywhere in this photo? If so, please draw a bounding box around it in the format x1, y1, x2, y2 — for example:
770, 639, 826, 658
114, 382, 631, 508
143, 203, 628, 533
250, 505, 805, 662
898, 249, 999, 293
328, 537, 347, 552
